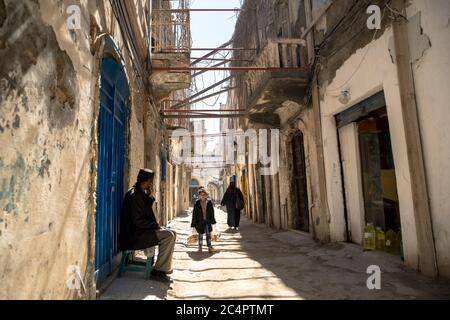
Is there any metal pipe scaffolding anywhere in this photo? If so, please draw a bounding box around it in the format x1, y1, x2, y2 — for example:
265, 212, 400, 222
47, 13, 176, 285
190, 57, 252, 62
162, 114, 246, 119
171, 76, 233, 109
153, 9, 241, 12
153, 66, 309, 71
160, 47, 256, 51
193, 61, 228, 77
171, 87, 236, 109
191, 40, 233, 66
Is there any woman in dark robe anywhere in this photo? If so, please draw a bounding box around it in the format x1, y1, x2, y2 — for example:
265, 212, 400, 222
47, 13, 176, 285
221, 181, 244, 231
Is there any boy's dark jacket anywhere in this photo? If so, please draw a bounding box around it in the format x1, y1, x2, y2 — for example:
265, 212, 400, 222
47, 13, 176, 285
119, 185, 160, 251
191, 199, 216, 234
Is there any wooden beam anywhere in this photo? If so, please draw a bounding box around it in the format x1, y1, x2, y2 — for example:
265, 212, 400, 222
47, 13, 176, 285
170, 87, 236, 109
300, 0, 334, 40
304, 0, 315, 64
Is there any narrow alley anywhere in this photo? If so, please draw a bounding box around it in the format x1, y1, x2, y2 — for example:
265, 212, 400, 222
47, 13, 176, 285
101, 207, 450, 300
1, 0, 450, 303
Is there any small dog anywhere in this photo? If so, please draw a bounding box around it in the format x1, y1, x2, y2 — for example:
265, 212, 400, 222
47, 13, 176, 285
211, 232, 221, 242
186, 234, 198, 246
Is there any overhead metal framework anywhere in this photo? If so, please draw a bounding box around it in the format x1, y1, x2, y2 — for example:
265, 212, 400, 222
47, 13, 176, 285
162, 114, 246, 119
160, 47, 256, 52
152, 0, 191, 53
154, 3, 308, 122
153, 66, 309, 71
154, 9, 241, 12
190, 57, 252, 62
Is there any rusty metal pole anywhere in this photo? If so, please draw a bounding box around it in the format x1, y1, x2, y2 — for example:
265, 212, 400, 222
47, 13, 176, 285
152, 67, 309, 71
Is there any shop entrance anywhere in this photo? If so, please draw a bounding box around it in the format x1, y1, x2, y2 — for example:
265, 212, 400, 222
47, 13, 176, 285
336, 92, 402, 254
357, 107, 401, 234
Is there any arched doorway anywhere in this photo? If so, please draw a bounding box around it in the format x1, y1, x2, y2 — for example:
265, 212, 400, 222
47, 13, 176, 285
290, 131, 309, 232
207, 181, 221, 203
189, 179, 200, 205
95, 57, 129, 285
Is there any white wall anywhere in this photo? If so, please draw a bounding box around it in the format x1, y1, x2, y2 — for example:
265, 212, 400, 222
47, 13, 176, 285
319, 28, 420, 270
339, 123, 365, 245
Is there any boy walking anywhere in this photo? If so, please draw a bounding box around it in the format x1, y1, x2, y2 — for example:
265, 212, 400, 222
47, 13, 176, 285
191, 188, 217, 253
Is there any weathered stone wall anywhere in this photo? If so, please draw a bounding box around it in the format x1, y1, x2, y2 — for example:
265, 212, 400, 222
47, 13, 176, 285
0, 0, 154, 299
232, 0, 307, 123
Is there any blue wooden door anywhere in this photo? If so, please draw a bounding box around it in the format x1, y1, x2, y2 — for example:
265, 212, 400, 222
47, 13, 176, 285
95, 58, 129, 285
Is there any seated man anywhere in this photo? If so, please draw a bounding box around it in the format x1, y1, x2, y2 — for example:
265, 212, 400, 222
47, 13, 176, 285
119, 169, 176, 283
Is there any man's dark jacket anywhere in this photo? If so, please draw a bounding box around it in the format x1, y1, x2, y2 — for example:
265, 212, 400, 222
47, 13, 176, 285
119, 185, 160, 251
191, 199, 216, 234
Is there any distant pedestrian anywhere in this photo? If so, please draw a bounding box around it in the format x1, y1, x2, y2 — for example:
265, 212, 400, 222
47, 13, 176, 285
191, 188, 217, 253
221, 179, 244, 231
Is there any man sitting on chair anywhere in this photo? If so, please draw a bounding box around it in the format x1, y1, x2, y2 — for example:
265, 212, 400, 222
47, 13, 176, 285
119, 169, 176, 283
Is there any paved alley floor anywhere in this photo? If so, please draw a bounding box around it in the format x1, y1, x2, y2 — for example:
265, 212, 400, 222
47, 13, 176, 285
100, 208, 450, 300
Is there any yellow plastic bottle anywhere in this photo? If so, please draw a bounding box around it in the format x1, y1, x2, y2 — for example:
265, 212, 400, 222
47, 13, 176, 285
385, 229, 397, 254
363, 223, 376, 251
376, 227, 386, 251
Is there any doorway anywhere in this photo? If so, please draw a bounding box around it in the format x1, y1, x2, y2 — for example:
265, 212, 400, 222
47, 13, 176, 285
357, 107, 401, 234
291, 131, 309, 232
95, 58, 129, 285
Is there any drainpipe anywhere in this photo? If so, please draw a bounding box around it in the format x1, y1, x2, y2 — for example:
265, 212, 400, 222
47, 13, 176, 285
391, 0, 438, 277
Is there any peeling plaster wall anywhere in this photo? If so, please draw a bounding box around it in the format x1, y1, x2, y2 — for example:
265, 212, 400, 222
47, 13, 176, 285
278, 108, 320, 236
0, 0, 149, 299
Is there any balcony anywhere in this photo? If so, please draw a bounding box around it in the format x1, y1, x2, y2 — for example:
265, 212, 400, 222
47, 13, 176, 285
149, 0, 191, 102
243, 38, 310, 125
150, 53, 191, 101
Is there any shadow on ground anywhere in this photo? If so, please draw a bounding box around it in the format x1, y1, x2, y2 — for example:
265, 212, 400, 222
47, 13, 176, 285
235, 216, 450, 300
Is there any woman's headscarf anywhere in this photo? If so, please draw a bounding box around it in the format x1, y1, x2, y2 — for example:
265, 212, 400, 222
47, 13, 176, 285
226, 181, 236, 193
